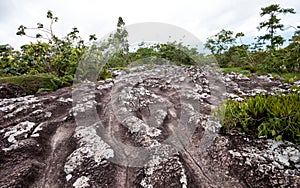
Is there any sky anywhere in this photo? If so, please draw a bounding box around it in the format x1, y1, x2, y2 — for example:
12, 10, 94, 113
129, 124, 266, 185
0, 0, 299, 50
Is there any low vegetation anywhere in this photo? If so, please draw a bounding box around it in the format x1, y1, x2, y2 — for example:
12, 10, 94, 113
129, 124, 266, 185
214, 89, 300, 144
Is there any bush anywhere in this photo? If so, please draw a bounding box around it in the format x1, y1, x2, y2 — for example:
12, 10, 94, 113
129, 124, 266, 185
215, 93, 300, 144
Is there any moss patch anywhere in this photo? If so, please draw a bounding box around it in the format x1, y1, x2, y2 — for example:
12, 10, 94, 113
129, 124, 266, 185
0, 74, 62, 95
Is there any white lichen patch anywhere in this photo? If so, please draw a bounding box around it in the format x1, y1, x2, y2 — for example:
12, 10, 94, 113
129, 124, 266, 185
230, 138, 300, 173
228, 150, 242, 158
3, 121, 35, 143
266, 140, 300, 167
66, 174, 72, 181
140, 179, 153, 188
122, 116, 161, 137
57, 97, 73, 103
236, 74, 250, 81
96, 82, 114, 90
1, 96, 42, 119
72, 83, 97, 116
30, 123, 44, 138
44, 111, 52, 118
225, 93, 244, 101
0, 95, 38, 112
3, 105, 30, 119
182, 90, 203, 101
257, 74, 273, 82
64, 126, 114, 176
248, 88, 268, 96
72, 100, 97, 116
178, 160, 188, 188
32, 109, 43, 115
152, 109, 167, 127
141, 155, 185, 188
73, 176, 90, 188
2, 138, 38, 152
144, 155, 164, 176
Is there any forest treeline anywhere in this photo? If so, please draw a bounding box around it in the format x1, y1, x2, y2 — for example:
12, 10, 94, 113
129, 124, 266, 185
0, 4, 299, 83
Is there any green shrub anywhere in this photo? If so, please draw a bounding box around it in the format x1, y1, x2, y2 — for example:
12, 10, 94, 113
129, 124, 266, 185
281, 73, 300, 83
214, 93, 300, 144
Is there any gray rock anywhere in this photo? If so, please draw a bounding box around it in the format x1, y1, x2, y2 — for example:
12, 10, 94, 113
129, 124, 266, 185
0, 65, 299, 188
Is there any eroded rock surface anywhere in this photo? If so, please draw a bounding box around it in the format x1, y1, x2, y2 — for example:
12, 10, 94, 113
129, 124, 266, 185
0, 65, 299, 188
0, 83, 26, 99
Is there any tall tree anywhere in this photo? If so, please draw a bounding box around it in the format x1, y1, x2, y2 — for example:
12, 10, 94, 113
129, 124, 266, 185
106, 17, 130, 67
205, 29, 244, 55
115, 17, 129, 55
257, 4, 296, 51
204, 29, 245, 67
16, 10, 97, 76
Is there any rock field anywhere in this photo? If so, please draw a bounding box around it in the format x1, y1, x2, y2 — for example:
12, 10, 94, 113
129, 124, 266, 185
0, 65, 299, 187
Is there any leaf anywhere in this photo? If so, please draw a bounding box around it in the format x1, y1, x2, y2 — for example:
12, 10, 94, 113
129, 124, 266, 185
37, 23, 43, 28
47, 10, 53, 19
36, 34, 42, 38
275, 135, 282, 141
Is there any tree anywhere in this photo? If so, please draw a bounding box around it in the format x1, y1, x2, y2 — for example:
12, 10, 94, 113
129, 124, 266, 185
116, 17, 129, 55
257, 4, 296, 51
106, 17, 130, 67
204, 29, 245, 67
205, 29, 235, 55
284, 26, 300, 72
204, 29, 246, 55
16, 10, 97, 77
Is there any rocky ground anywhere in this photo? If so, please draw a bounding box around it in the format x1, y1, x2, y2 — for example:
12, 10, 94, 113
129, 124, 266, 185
0, 65, 299, 188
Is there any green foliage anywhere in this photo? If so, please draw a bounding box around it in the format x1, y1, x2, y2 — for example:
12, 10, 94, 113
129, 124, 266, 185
251, 7, 298, 74
130, 46, 156, 61
285, 27, 300, 72
205, 29, 237, 55
0, 74, 70, 94
1, 5, 299, 97
1, 10, 102, 93
130, 42, 201, 66
215, 93, 300, 144
252, 40, 300, 74
18, 42, 52, 74
257, 4, 296, 51
242, 65, 256, 73
15, 10, 98, 78
223, 45, 252, 67
0, 44, 21, 76
204, 4, 298, 74
99, 65, 113, 80
204, 29, 249, 67
105, 17, 130, 68
75, 43, 113, 81
281, 72, 300, 83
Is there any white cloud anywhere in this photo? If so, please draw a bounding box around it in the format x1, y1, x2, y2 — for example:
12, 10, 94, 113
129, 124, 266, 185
0, 0, 299, 49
